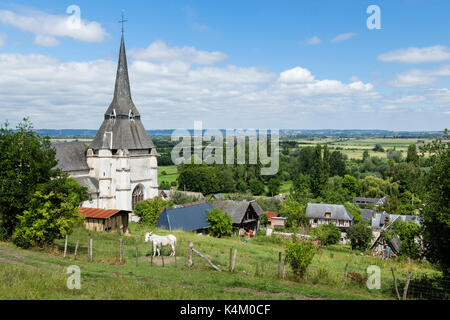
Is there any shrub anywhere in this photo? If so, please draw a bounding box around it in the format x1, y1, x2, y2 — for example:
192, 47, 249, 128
347, 223, 373, 250
285, 239, 317, 279
12, 191, 84, 249
159, 181, 171, 190
134, 197, 173, 226
311, 223, 341, 246
207, 209, 232, 238
170, 191, 201, 205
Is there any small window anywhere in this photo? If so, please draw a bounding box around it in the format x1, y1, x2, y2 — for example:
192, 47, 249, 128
325, 212, 331, 218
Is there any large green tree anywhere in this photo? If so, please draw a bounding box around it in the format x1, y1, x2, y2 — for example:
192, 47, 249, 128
0, 119, 59, 239
420, 130, 450, 275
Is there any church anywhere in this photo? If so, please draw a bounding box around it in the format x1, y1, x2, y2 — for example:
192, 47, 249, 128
54, 32, 159, 213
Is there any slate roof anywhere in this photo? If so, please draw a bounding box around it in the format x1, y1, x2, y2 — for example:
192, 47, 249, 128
54, 142, 89, 172
211, 200, 265, 224
89, 34, 155, 151
306, 203, 353, 221
361, 209, 375, 222
372, 212, 421, 229
156, 201, 213, 232
74, 176, 99, 194
353, 196, 386, 206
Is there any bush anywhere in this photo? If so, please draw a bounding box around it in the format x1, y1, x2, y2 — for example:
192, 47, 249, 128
347, 223, 373, 250
159, 181, 171, 190
170, 191, 201, 205
12, 191, 84, 249
249, 178, 265, 196
311, 223, 341, 246
285, 239, 317, 279
134, 197, 173, 226
206, 209, 232, 238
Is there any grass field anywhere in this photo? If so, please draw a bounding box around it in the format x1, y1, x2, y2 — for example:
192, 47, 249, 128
286, 137, 437, 160
158, 165, 178, 188
0, 223, 441, 300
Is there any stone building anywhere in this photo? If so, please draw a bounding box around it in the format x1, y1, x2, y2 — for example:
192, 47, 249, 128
54, 32, 158, 212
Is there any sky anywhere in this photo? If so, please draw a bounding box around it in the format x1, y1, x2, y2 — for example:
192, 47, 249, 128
0, 0, 449, 131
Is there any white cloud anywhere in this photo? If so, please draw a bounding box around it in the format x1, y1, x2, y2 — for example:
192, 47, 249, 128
378, 45, 450, 64
0, 9, 108, 46
0, 32, 6, 48
306, 36, 321, 45
129, 40, 228, 65
0, 41, 381, 129
34, 34, 59, 47
389, 65, 450, 88
331, 32, 357, 43
279, 67, 315, 83
385, 95, 426, 104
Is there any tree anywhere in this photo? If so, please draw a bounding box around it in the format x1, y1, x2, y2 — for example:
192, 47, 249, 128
347, 223, 373, 250
310, 144, 324, 197
206, 209, 232, 237
267, 177, 281, 196
311, 223, 341, 246
249, 178, 265, 196
0, 119, 60, 239
420, 129, 450, 275
362, 150, 370, 162
373, 144, 385, 152
134, 197, 173, 226
329, 150, 347, 177
159, 181, 171, 190
285, 239, 317, 279
280, 200, 308, 229
322, 144, 330, 181
342, 174, 358, 197
406, 144, 419, 166
12, 191, 84, 249
388, 219, 421, 259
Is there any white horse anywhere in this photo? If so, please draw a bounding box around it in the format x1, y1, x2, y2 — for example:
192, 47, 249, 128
145, 232, 177, 257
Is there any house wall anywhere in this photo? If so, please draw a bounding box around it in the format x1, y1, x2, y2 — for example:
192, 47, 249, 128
309, 218, 352, 229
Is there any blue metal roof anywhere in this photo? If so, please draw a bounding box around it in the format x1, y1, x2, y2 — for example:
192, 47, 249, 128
156, 202, 213, 232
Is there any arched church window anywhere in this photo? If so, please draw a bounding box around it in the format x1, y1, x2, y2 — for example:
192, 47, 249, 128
132, 184, 144, 210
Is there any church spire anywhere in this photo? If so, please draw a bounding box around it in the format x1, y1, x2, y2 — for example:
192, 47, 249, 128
106, 30, 140, 117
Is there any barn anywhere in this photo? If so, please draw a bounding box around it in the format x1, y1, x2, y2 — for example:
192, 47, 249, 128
80, 207, 130, 235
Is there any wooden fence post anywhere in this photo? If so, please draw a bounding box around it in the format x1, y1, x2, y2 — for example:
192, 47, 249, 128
63, 235, 68, 258
74, 240, 79, 260
341, 263, 349, 289
278, 252, 282, 280
391, 267, 401, 300
135, 238, 138, 267
150, 241, 153, 267
174, 246, 177, 267
119, 238, 123, 263
282, 255, 288, 279
403, 270, 412, 300
161, 254, 165, 267
188, 240, 193, 268
88, 239, 93, 262
230, 249, 237, 272
229, 248, 233, 272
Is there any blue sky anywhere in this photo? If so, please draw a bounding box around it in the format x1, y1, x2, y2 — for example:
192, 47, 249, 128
0, 0, 449, 130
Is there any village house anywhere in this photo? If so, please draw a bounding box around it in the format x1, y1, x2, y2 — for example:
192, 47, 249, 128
352, 196, 386, 208
212, 200, 265, 233
264, 211, 286, 229
306, 203, 354, 231
54, 32, 158, 218
156, 201, 212, 233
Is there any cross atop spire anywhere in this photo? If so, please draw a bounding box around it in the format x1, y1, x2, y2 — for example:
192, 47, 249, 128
119, 10, 128, 34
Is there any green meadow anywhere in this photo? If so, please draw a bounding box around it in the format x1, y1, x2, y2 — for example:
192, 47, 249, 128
0, 223, 440, 300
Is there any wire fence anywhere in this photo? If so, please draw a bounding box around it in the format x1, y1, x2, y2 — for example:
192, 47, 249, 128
53, 235, 450, 300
